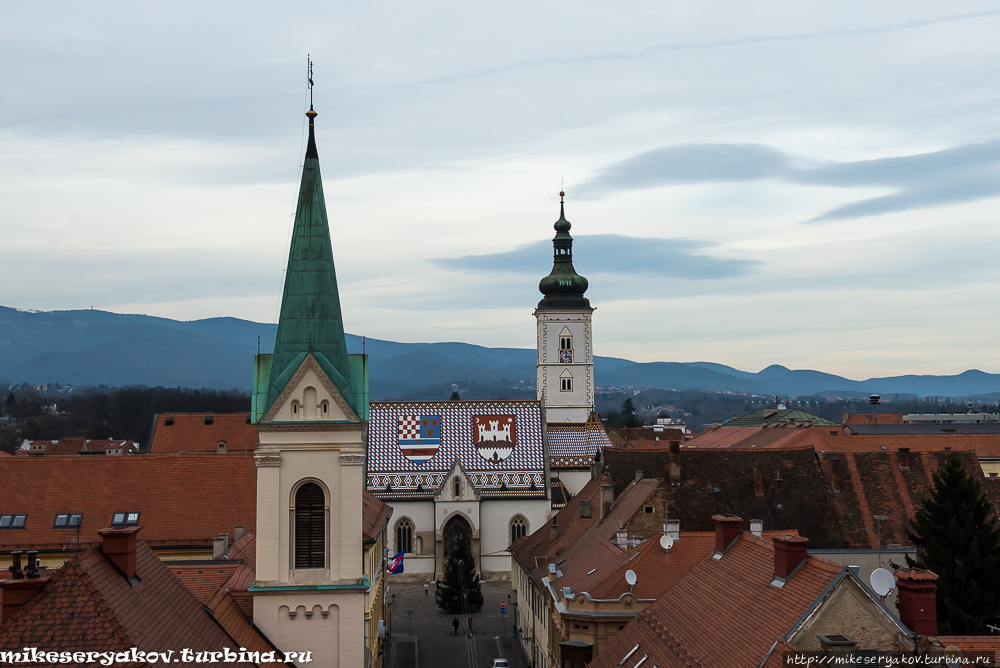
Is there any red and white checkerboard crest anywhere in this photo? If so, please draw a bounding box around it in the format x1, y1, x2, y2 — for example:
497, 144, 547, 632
397, 414, 441, 464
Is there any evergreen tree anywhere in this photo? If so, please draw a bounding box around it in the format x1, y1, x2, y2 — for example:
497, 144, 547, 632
435, 530, 483, 614
906, 453, 1000, 634
6, 393, 14, 406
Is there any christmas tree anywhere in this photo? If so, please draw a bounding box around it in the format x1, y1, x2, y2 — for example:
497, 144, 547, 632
906, 453, 1000, 634
435, 529, 484, 614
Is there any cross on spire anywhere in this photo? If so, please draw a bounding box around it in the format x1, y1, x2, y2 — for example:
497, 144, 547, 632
307, 55, 314, 110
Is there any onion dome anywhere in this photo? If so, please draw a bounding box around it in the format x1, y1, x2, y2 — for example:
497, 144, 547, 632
537, 192, 591, 310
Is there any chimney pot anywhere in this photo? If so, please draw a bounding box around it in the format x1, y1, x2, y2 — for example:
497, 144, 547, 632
0, 577, 49, 622
98, 526, 141, 581
750, 519, 763, 537
234, 525, 246, 542
635, 470, 643, 482
895, 568, 938, 635
898, 447, 911, 471
213, 532, 229, 559
600, 483, 614, 520
772, 534, 809, 583
579, 500, 591, 518
712, 515, 742, 557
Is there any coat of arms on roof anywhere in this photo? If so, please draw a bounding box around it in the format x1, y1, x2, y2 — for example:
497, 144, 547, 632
397, 415, 442, 463
474, 415, 516, 462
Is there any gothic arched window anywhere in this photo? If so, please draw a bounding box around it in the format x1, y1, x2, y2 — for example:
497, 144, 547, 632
294, 482, 325, 568
396, 518, 413, 554
454, 479, 461, 498
510, 515, 528, 544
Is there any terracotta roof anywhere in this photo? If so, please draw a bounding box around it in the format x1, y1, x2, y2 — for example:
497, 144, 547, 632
684, 424, 816, 450
167, 562, 242, 605
820, 449, 982, 548
362, 492, 392, 544
845, 413, 904, 425
936, 636, 1000, 656
608, 426, 685, 450
0, 534, 266, 662
588, 533, 845, 668
544, 479, 662, 595
148, 413, 258, 454
0, 453, 256, 552
511, 476, 605, 581
603, 446, 846, 548
782, 427, 1000, 457
16, 438, 140, 456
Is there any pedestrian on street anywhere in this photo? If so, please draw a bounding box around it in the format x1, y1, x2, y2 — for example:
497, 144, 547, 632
452, 617, 459, 636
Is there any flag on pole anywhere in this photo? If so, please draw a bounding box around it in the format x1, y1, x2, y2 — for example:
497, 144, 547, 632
387, 551, 405, 574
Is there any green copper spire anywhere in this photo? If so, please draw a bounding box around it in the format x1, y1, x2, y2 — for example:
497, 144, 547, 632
537, 191, 591, 310
263, 105, 356, 415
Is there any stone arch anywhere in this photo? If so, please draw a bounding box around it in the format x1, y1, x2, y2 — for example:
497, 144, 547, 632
509, 514, 529, 545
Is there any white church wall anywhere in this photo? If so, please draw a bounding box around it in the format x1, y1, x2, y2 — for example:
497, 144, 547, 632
479, 499, 550, 580
553, 469, 592, 496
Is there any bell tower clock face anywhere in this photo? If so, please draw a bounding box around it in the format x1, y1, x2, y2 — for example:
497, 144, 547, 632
559, 349, 573, 364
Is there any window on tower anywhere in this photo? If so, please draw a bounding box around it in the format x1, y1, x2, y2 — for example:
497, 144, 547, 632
561, 377, 573, 392
559, 335, 573, 363
294, 482, 326, 569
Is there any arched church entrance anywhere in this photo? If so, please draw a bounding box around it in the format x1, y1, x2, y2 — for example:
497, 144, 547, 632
436, 514, 479, 580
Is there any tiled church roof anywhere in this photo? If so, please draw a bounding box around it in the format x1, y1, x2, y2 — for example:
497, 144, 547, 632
547, 413, 611, 467
367, 400, 546, 498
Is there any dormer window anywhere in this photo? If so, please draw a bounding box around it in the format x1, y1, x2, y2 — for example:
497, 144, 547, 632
217, 440, 228, 454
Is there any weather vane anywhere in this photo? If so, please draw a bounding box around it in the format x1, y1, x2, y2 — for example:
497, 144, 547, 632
307, 55, 314, 109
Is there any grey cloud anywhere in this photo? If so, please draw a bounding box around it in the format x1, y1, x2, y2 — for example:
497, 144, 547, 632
580, 140, 1000, 222
433, 234, 758, 280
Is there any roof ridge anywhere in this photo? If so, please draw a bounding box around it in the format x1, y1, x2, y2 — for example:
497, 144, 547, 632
70, 553, 134, 645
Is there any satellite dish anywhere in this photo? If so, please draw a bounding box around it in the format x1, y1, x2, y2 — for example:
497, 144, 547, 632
660, 534, 674, 550
870, 568, 895, 597
944, 646, 963, 667
625, 570, 637, 586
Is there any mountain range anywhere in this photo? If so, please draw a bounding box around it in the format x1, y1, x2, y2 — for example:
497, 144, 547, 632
2, 306, 999, 400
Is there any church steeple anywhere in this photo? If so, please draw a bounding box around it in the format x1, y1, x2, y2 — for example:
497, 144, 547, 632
262, 104, 356, 416
537, 191, 591, 310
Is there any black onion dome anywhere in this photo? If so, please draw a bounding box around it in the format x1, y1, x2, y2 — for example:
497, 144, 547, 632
537, 192, 591, 311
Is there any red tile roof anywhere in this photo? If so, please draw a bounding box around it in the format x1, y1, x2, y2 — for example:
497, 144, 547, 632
0, 453, 256, 552
588, 533, 846, 668
148, 413, 258, 454
936, 637, 1000, 656
0, 533, 266, 662
609, 427, 685, 450
362, 492, 392, 544
167, 562, 242, 605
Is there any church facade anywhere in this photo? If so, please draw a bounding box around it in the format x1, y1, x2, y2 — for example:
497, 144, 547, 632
367, 193, 610, 581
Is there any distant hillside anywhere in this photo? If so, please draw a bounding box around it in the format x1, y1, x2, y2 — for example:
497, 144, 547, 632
2, 306, 1000, 399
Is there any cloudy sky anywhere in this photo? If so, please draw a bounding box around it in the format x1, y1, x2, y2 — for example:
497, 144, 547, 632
3, 2, 1000, 378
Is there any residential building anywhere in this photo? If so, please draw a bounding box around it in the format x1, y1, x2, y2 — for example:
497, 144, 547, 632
147, 412, 258, 454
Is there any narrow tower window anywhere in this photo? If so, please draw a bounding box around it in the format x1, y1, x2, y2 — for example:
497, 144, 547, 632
561, 378, 573, 392
454, 479, 461, 498
294, 483, 325, 568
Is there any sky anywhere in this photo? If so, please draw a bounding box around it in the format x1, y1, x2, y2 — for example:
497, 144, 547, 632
3, 2, 1000, 379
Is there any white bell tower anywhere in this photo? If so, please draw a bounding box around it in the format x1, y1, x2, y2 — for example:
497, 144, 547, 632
535, 192, 595, 424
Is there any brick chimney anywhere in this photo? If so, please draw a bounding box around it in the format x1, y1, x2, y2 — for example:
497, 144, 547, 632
550, 521, 559, 543
895, 568, 938, 635
579, 500, 592, 519
600, 483, 614, 520
772, 534, 809, 584
99, 526, 141, 582
898, 447, 911, 471
213, 532, 229, 560
669, 441, 681, 483
0, 577, 49, 622
712, 515, 742, 557
829, 458, 841, 494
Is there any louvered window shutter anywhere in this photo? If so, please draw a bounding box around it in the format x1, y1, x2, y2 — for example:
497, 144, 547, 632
295, 483, 325, 568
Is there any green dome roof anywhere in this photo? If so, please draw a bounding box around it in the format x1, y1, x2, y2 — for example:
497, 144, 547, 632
537, 193, 591, 311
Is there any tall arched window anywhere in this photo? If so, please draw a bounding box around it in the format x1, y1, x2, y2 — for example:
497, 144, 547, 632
294, 483, 325, 568
510, 515, 528, 544
396, 518, 413, 554
453, 479, 461, 498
